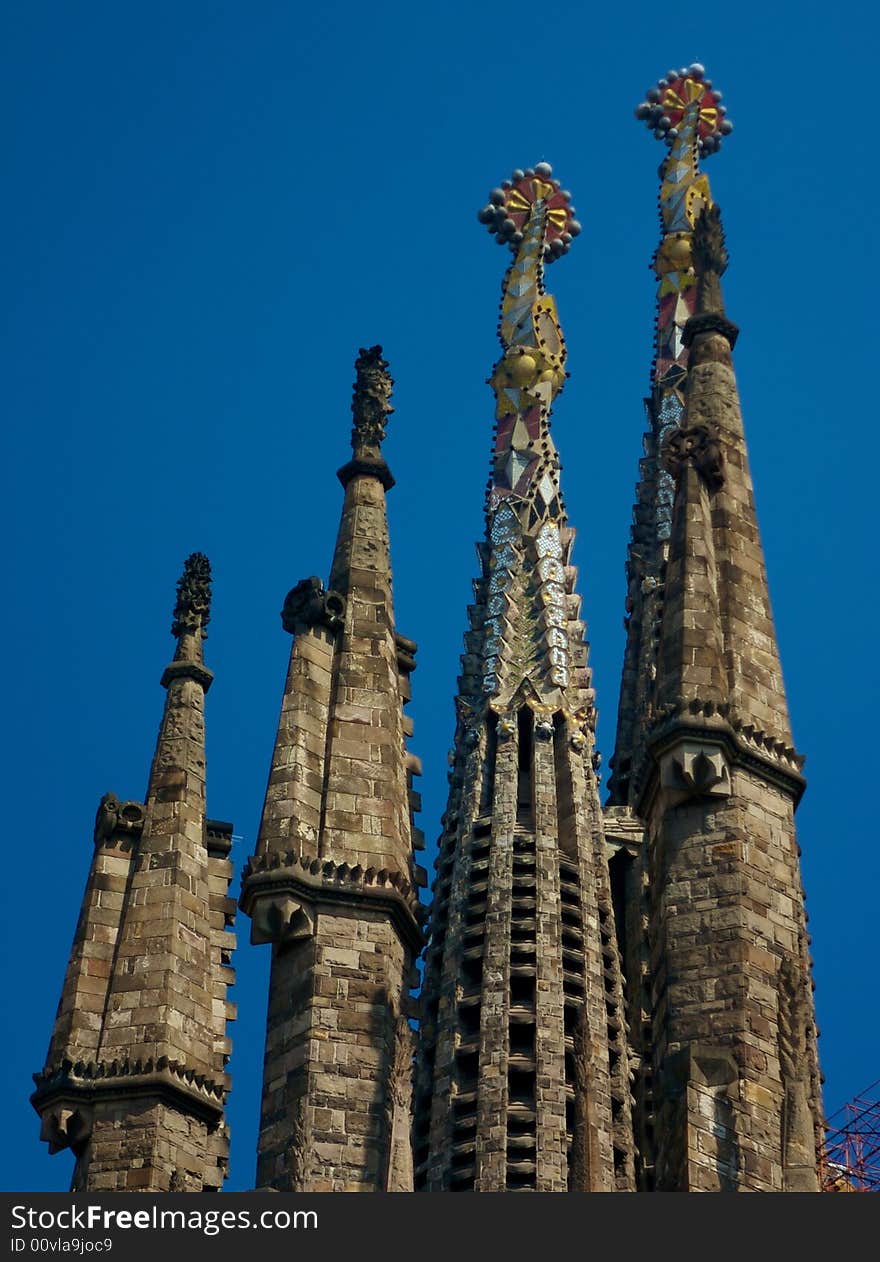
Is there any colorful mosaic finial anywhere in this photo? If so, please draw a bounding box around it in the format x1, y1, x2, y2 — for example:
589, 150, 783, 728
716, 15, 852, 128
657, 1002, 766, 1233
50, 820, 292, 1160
635, 63, 732, 157
477, 163, 581, 263
634, 67, 733, 538
482, 165, 576, 511
476, 166, 582, 702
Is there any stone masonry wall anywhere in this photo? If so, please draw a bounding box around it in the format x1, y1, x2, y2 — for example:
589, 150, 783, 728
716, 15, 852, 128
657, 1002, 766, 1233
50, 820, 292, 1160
257, 905, 410, 1191
647, 770, 820, 1190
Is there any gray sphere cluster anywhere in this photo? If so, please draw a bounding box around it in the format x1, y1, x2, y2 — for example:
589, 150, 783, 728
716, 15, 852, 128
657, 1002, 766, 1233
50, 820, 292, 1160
476, 162, 582, 262
634, 63, 733, 156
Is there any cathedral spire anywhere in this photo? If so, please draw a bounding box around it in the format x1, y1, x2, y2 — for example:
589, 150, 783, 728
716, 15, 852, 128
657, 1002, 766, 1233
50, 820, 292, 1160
667, 199, 792, 743
415, 168, 634, 1192
240, 346, 423, 1191
474, 165, 582, 708
608, 71, 823, 1191
609, 63, 732, 807
33, 555, 235, 1191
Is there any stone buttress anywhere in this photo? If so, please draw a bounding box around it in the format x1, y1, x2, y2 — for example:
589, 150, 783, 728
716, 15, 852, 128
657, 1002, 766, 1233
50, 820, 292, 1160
608, 67, 822, 1191
32, 554, 236, 1191
414, 167, 634, 1192
240, 347, 425, 1192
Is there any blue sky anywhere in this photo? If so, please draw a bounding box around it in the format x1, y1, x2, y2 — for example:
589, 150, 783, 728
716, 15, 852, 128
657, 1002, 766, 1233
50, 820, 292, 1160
3, 1, 877, 1191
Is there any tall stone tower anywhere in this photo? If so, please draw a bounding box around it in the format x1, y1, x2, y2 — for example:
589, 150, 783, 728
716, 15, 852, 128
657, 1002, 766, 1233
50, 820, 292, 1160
240, 347, 425, 1192
605, 65, 823, 1191
32, 554, 236, 1191
414, 167, 635, 1192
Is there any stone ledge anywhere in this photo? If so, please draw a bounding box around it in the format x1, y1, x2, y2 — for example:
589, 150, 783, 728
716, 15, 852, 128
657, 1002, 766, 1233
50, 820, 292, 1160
682, 310, 740, 350
395, 632, 418, 674
207, 818, 234, 858
635, 700, 806, 813
32, 1056, 227, 1149
649, 696, 804, 769
160, 659, 214, 692
240, 851, 426, 952
337, 455, 395, 491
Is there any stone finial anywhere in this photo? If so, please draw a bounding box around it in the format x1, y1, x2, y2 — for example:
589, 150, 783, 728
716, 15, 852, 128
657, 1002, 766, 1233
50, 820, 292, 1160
692, 203, 728, 278
93, 792, 120, 845
171, 552, 212, 640
351, 346, 393, 450
281, 577, 345, 636
683, 204, 739, 349
662, 422, 725, 489
778, 956, 809, 1082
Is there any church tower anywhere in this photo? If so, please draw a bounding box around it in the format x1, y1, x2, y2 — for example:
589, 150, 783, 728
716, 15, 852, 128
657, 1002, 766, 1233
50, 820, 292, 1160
415, 167, 634, 1191
240, 347, 425, 1191
32, 554, 236, 1191
606, 66, 823, 1191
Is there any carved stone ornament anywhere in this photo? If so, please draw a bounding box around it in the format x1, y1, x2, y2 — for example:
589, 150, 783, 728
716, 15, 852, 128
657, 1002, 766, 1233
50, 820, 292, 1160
38, 1104, 92, 1155
93, 793, 145, 844
172, 552, 212, 638
777, 956, 819, 1189
288, 1096, 312, 1191
249, 893, 315, 946
352, 345, 393, 449
281, 577, 346, 635
659, 739, 731, 807
93, 792, 119, 845
777, 956, 809, 1083
662, 423, 724, 490
691, 203, 728, 277
385, 1015, 415, 1191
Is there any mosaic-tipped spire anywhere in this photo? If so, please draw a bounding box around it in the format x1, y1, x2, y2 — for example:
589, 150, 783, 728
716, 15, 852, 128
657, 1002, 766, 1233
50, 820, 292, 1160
476, 165, 584, 707
609, 65, 733, 808
415, 168, 635, 1192
607, 71, 822, 1193
479, 164, 579, 526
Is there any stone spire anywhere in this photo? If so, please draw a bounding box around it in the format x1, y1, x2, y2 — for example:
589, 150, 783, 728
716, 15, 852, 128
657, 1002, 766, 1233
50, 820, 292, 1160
608, 72, 823, 1191
240, 347, 424, 1191
414, 167, 634, 1192
608, 63, 729, 809
32, 555, 235, 1191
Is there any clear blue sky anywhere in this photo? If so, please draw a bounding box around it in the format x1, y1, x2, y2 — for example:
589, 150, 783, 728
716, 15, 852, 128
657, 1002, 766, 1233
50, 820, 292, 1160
3, 1, 876, 1192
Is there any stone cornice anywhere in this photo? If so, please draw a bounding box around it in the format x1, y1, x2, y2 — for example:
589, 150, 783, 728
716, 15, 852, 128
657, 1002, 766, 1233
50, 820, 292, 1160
395, 632, 418, 674
337, 455, 395, 491
32, 1056, 227, 1127
240, 849, 426, 952
635, 700, 806, 814
160, 659, 214, 692
682, 310, 739, 349
206, 818, 233, 859
603, 805, 646, 857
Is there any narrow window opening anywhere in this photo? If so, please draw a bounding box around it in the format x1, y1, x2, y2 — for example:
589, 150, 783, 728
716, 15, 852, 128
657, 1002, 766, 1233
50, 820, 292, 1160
517, 708, 533, 827
480, 713, 497, 814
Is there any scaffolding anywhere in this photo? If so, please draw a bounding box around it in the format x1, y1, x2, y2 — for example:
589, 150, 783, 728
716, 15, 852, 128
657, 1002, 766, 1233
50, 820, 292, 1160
822, 1079, 880, 1191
